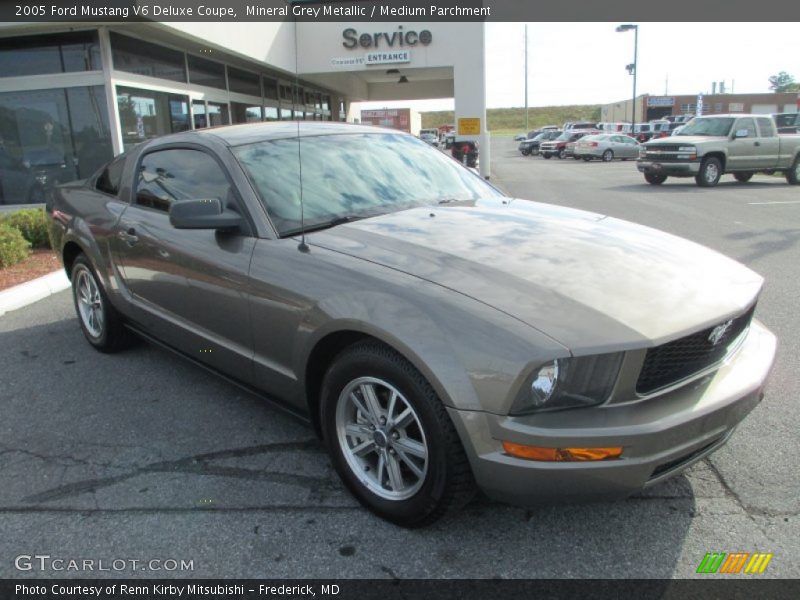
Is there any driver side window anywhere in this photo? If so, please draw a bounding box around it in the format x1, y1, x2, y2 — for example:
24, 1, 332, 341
136, 149, 233, 213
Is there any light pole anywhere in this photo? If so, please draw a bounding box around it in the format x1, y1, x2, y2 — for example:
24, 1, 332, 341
524, 24, 529, 132
616, 24, 638, 125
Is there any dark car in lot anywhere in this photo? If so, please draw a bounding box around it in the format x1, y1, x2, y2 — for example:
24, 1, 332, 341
518, 130, 561, 156
773, 112, 800, 134
48, 122, 775, 527
539, 130, 596, 159
451, 140, 478, 167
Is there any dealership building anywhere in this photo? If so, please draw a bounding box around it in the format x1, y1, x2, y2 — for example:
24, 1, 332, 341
0, 20, 487, 206
602, 92, 800, 123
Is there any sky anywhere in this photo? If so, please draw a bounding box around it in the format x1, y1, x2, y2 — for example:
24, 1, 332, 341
355, 22, 800, 113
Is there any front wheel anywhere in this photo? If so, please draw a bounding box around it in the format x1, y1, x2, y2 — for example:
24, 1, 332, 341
321, 342, 475, 527
734, 172, 754, 183
787, 156, 800, 185
521, 149, 530, 156
644, 173, 668, 185
696, 157, 722, 187
602, 149, 614, 162
557, 149, 567, 159
542, 153, 552, 159
71, 254, 134, 352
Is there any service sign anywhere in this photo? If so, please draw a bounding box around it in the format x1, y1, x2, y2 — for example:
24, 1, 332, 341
647, 96, 675, 107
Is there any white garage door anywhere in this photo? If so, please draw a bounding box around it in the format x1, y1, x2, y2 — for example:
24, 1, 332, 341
751, 104, 778, 114
782, 105, 798, 113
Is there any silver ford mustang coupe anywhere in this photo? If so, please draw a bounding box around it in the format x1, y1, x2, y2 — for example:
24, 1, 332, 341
48, 122, 776, 527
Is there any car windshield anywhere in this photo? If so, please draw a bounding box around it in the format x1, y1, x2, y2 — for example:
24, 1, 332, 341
677, 117, 735, 136
234, 133, 502, 236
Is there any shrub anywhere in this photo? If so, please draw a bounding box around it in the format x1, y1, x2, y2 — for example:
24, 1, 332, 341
1, 207, 50, 248
0, 223, 32, 269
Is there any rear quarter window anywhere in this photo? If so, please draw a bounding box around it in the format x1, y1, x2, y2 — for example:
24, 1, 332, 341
95, 156, 125, 196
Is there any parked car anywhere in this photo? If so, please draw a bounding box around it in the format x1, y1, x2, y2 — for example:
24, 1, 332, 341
451, 140, 478, 167
773, 112, 800, 134
638, 114, 800, 186
518, 130, 561, 156
574, 134, 640, 161
631, 123, 655, 143
540, 130, 596, 159
49, 121, 776, 527
563, 121, 597, 131
597, 122, 627, 133
514, 133, 527, 141
419, 132, 439, 147
443, 131, 456, 149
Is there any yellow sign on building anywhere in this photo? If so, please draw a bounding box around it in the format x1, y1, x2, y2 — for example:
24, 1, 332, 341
457, 118, 481, 135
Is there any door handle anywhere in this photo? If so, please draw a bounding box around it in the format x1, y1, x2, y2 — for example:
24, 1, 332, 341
118, 227, 139, 246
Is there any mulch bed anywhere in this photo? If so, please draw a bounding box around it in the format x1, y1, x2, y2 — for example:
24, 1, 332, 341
0, 249, 61, 292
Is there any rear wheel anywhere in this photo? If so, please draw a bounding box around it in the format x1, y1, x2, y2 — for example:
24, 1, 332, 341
696, 157, 722, 187
644, 173, 668, 185
734, 172, 754, 183
557, 148, 567, 159
602, 149, 614, 162
71, 254, 134, 352
321, 341, 475, 527
787, 156, 800, 185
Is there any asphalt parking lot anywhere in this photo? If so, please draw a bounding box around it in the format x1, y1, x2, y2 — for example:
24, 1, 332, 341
1, 137, 798, 579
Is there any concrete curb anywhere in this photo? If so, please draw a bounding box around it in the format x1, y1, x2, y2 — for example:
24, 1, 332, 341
0, 269, 70, 317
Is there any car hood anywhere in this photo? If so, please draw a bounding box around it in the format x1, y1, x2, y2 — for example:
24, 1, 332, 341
648, 135, 726, 145
310, 198, 762, 354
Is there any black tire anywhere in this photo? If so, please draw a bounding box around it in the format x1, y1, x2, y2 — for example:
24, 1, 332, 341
734, 172, 754, 183
787, 156, 800, 185
521, 149, 530, 156
542, 153, 552, 159
71, 254, 135, 353
320, 341, 475, 528
696, 156, 722, 187
557, 148, 567, 159
602, 149, 614, 162
644, 173, 668, 185
573, 155, 581, 160
583, 156, 592, 162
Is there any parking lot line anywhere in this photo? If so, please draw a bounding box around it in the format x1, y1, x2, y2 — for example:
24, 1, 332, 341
748, 200, 800, 205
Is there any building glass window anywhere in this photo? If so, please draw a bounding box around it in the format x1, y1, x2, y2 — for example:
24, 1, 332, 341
232, 102, 262, 123
263, 106, 279, 121
0, 31, 101, 78
117, 86, 190, 151
111, 33, 186, 83
280, 107, 293, 120
187, 55, 226, 90
263, 78, 278, 100
228, 67, 261, 96
0, 86, 112, 205
207, 102, 229, 127
280, 85, 292, 102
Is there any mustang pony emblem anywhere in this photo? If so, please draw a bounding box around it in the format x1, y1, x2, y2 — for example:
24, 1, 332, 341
708, 320, 734, 346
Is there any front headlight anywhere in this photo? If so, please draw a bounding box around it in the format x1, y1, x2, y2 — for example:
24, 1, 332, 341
511, 353, 624, 414
678, 146, 696, 152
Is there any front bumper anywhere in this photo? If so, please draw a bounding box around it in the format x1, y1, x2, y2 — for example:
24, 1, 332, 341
637, 159, 700, 176
448, 319, 776, 506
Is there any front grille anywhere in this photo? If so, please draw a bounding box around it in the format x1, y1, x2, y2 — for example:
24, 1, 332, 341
636, 305, 755, 395
645, 145, 682, 153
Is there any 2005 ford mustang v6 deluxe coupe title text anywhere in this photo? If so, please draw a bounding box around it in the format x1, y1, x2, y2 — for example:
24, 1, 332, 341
48, 122, 776, 527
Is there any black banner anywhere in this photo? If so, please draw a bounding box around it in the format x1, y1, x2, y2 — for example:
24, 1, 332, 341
2, 0, 800, 22
2, 580, 800, 600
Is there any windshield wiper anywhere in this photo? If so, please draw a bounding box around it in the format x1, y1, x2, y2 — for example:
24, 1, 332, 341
286, 215, 364, 236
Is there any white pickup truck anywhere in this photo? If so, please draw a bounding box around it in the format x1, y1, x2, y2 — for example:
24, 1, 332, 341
637, 114, 800, 187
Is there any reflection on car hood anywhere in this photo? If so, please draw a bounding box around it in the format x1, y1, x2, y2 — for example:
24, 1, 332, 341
310, 198, 762, 353
648, 135, 725, 145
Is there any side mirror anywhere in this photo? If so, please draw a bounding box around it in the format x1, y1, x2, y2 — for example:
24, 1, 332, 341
734, 129, 749, 139
169, 198, 243, 231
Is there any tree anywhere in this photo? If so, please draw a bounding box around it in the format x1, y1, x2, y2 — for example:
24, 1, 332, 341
768, 71, 800, 93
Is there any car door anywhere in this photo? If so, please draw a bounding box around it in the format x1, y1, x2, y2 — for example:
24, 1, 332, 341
619, 136, 639, 158
727, 117, 760, 170
114, 145, 257, 383
755, 117, 780, 169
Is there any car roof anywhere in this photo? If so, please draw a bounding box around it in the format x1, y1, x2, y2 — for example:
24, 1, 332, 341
174, 121, 406, 147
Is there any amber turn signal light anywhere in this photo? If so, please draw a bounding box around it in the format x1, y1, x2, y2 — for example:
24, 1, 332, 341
502, 441, 623, 462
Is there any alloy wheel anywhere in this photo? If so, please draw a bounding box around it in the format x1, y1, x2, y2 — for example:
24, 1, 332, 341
335, 376, 429, 501
75, 268, 104, 338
